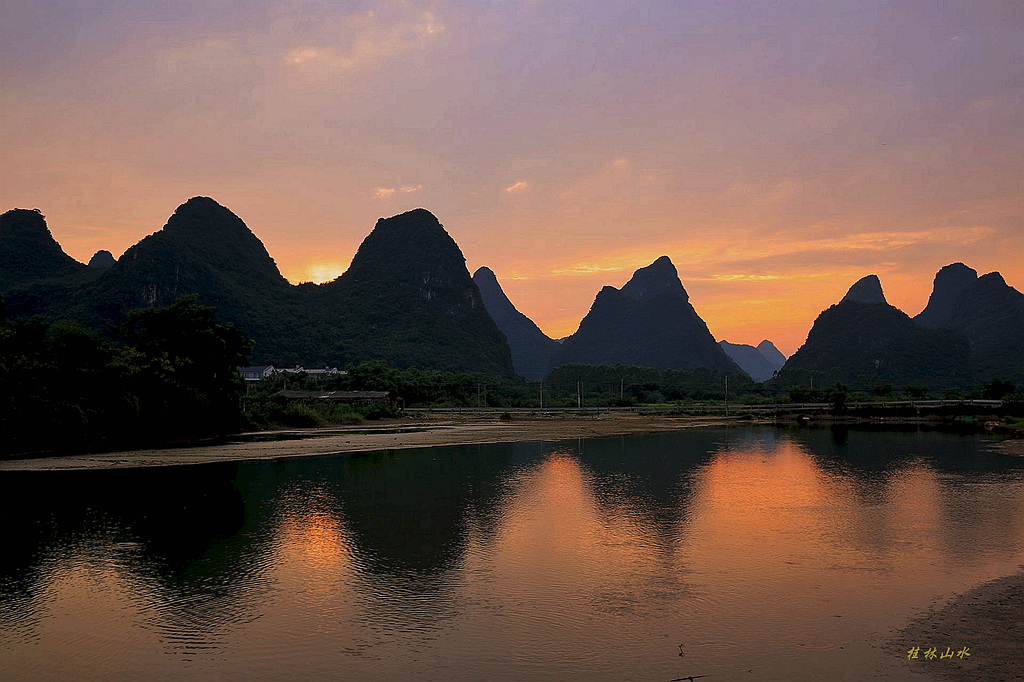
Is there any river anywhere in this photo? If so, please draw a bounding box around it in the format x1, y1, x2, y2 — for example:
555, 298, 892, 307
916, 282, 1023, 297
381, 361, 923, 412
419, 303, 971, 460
2, 426, 1022, 680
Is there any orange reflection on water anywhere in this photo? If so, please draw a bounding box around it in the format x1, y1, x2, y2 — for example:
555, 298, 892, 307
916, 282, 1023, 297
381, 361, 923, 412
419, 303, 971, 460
678, 434, 1024, 656
688, 439, 844, 574
484, 452, 678, 608
274, 500, 355, 605
279, 510, 349, 566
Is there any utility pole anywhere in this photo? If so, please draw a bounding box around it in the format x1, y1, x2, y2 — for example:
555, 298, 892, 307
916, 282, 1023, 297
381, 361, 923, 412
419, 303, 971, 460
620, 377, 624, 399
540, 380, 544, 409
577, 380, 582, 409
477, 384, 481, 408
483, 384, 487, 408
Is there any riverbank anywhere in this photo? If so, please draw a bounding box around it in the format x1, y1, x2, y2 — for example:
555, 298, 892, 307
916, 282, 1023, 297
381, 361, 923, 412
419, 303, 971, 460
0, 412, 734, 471
888, 568, 1024, 681
2, 412, 1018, 472
990, 438, 1024, 458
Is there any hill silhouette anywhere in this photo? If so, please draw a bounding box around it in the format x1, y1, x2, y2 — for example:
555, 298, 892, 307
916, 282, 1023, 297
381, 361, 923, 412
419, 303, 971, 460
318, 209, 514, 375
0, 208, 86, 289
839, 274, 887, 304
914, 263, 978, 327
719, 340, 784, 382
757, 340, 787, 369
0, 200, 515, 375
9, 197, 300, 352
3, 204, 1019, 385
915, 265, 1024, 383
473, 266, 559, 380
88, 250, 116, 269
776, 274, 971, 388
549, 256, 744, 375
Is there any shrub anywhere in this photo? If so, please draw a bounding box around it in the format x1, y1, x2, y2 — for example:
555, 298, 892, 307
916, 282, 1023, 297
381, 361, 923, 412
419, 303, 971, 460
358, 402, 401, 420
282, 403, 323, 427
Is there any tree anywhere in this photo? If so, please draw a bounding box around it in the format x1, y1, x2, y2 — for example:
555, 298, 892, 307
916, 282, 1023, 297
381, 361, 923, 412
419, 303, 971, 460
117, 296, 252, 438
828, 382, 848, 414
0, 319, 127, 452
871, 382, 893, 397
983, 378, 1016, 400
904, 385, 928, 399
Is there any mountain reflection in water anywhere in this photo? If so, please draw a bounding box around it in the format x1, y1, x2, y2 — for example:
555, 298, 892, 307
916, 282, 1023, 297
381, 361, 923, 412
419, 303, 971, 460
1, 427, 1023, 681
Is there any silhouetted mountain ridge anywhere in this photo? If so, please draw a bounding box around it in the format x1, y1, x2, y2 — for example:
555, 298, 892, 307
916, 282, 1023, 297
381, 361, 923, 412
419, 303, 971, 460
914, 263, 977, 328
88, 250, 116, 269
756, 340, 787, 369
319, 209, 514, 374
549, 257, 744, 375
3, 203, 1019, 384
0, 208, 86, 289
719, 340, 785, 382
473, 266, 560, 380
942, 272, 1024, 383
0, 200, 515, 375
776, 273, 981, 388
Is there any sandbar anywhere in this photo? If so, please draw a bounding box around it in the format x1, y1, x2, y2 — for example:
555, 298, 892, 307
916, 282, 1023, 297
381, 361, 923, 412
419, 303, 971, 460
990, 438, 1024, 458
0, 412, 732, 471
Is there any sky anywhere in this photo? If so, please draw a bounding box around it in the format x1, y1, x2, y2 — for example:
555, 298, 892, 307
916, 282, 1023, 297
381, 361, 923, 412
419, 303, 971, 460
2, 0, 1022, 355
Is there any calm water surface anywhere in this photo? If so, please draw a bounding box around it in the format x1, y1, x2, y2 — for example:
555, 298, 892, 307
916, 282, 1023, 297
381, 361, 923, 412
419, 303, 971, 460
2, 426, 1024, 680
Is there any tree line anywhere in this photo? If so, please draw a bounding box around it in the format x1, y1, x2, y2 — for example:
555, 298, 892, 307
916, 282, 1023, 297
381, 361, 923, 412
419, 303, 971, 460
3, 291, 1020, 455
1, 295, 250, 454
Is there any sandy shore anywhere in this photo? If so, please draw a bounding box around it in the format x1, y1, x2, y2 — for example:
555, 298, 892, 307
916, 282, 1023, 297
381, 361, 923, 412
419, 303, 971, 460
0, 412, 730, 471
885, 568, 1024, 681
990, 438, 1024, 458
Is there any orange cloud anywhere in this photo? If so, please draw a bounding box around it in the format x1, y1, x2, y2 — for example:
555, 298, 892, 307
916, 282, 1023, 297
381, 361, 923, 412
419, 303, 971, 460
283, 10, 445, 72
375, 185, 423, 198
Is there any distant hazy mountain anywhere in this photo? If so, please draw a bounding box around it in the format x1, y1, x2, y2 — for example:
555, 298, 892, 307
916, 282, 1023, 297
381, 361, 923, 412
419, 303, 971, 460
756, 340, 787, 369
719, 340, 785, 382
1, 200, 515, 375
776, 274, 971, 388
916, 264, 1023, 383
473, 266, 559, 380
549, 256, 744, 375
0, 208, 86, 289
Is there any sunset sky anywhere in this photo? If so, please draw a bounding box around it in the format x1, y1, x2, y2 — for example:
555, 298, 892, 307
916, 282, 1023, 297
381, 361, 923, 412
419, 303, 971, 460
2, 0, 1021, 355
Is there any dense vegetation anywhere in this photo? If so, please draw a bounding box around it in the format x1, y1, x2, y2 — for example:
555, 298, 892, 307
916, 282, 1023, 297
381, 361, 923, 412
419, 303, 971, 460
0, 297, 251, 454
256, 360, 1021, 413
2, 283, 1019, 456
242, 360, 759, 410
